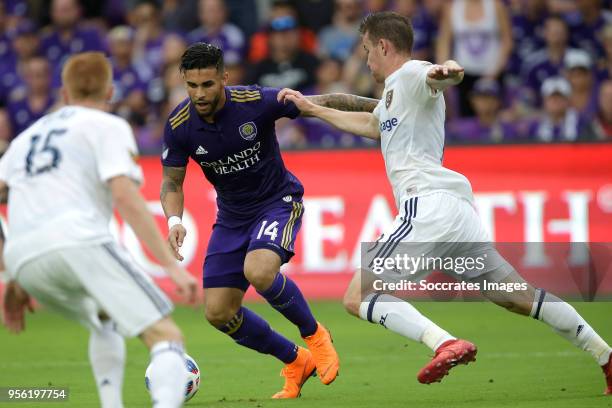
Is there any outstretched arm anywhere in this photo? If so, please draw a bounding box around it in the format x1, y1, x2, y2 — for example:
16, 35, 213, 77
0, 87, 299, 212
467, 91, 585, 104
279, 89, 380, 140
160, 166, 187, 261
304, 93, 379, 113
426, 60, 465, 91
0, 183, 34, 334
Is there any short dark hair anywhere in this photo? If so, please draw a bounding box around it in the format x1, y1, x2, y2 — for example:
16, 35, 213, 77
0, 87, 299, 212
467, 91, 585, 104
359, 11, 413, 54
180, 42, 224, 73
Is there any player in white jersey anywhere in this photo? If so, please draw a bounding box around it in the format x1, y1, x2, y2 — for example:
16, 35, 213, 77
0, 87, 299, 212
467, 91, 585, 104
279, 11, 612, 394
0, 52, 198, 408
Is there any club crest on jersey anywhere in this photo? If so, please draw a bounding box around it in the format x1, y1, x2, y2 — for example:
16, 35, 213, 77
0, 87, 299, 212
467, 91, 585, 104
385, 89, 394, 109
239, 121, 257, 141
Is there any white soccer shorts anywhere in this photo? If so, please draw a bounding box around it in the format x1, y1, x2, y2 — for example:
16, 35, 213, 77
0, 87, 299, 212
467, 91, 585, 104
16, 242, 173, 337
366, 192, 512, 282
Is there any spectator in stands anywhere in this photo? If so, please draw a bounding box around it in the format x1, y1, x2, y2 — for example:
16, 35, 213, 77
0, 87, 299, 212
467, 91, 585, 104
224, 0, 259, 38
107, 25, 148, 125
564, 49, 599, 120
248, 0, 317, 64
40, 0, 104, 69
129, 0, 167, 79
143, 33, 187, 112
160, 0, 199, 34
521, 15, 574, 107
396, 0, 443, 61
188, 0, 245, 69
291, 57, 375, 148
591, 79, 612, 139
527, 77, 592, 142
597, 24, 612, 81
318, 0, 362, 61
343, 43, 382, 100
5, 57, 55, 139
292, 0, 334, 33
246, 14, 319, 91
447, 78, 517, 144
507, 0, 546, 77
436, 0, 513, 117
1, 20, 39, 106
568, 0, 612, 60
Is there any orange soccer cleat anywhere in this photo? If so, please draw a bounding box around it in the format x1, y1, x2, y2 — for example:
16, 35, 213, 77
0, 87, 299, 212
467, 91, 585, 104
417, 339, 477, 384
272, 346, 317, 399
303, 322, 340, 385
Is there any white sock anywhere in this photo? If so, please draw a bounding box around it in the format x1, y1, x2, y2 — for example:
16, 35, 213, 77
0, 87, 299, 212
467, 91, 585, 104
359, 293, 455, 351
531, 289, 612, 366
148, 341, 186, 408
88, 320, 126, 408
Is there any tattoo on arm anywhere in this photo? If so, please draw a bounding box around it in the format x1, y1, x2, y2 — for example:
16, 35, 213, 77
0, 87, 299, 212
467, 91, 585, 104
160, 166, 186, 203
306, 93, 379, 113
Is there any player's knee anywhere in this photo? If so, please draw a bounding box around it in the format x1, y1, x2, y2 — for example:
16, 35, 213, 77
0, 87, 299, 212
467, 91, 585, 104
343, 289, 361, 317
243, 263, 275, 291
204, 303, 239, 328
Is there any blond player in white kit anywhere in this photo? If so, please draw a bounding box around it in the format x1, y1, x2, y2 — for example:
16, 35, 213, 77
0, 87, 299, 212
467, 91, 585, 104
279, 11, 612, 395
0, 52, 198, 408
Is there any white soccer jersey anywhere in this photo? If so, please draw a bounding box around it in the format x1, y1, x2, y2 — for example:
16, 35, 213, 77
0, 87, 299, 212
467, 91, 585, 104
373, 59, 474, 210
0, 106, 143, 276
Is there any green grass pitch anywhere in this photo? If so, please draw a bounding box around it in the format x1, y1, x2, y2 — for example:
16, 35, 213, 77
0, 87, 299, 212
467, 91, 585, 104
1, 301, 611, 408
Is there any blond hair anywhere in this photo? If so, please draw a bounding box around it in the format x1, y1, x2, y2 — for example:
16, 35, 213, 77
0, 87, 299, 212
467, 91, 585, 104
61, 52, 112, 101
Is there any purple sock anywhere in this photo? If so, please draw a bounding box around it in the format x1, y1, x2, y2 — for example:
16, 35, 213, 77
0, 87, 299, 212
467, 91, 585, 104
218, 307, 297, 364
258, 273, 318, 337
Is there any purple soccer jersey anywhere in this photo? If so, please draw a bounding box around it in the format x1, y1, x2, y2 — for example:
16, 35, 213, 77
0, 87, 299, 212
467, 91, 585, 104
162, 86, 304, 289
162, 86, 303, 225
6, 95, 54, 138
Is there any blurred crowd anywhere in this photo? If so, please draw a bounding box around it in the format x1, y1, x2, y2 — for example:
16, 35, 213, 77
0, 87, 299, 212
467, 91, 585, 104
0, 0, 611, 154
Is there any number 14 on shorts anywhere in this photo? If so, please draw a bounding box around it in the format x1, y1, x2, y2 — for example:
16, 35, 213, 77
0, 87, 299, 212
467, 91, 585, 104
257, 220, 279, 241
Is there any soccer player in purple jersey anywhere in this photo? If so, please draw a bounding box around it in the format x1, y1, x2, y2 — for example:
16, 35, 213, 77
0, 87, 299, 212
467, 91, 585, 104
160, 42, 377, 399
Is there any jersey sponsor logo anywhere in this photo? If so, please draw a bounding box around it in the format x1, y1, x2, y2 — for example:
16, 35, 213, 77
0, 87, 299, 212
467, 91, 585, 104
195, 145, 208, 155
162, 147, 169, 160
385, 89, 394, 108
239, 121, 258, 141
379, 117, 398, 133
200, 142, 262, 175
283, 195, 293, 203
